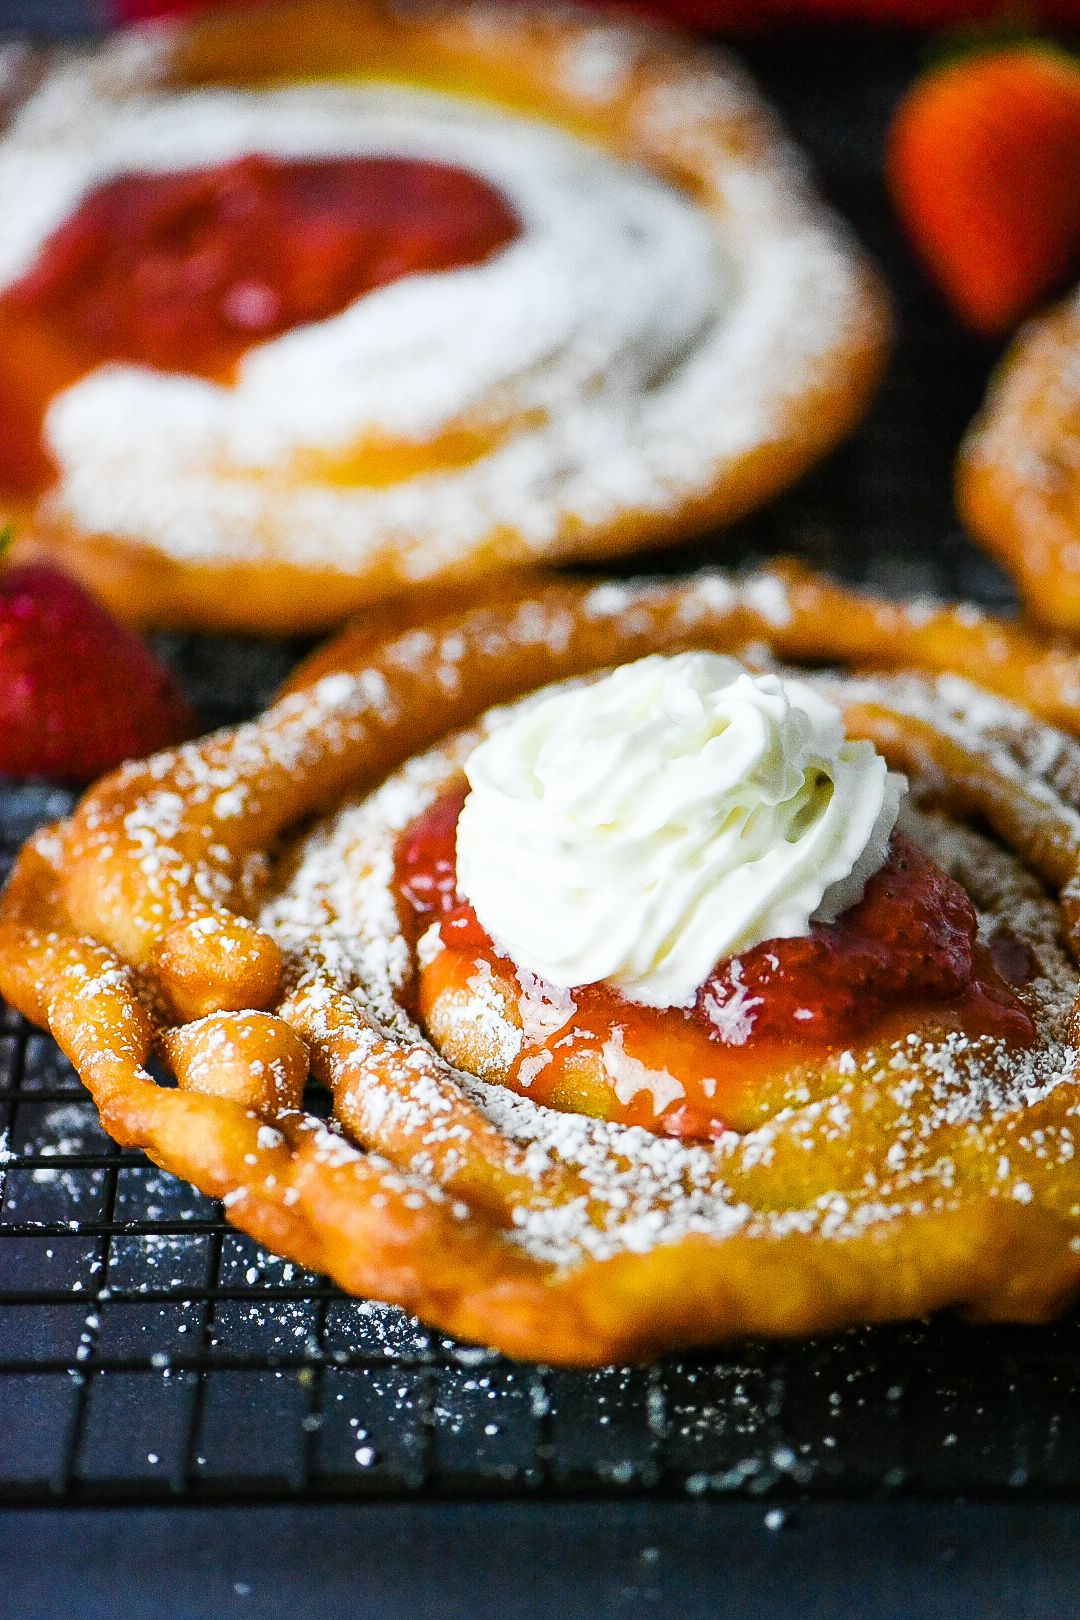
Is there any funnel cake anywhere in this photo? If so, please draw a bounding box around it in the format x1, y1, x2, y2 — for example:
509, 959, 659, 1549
0, 2, 888, 634
957, 288, 1080, 634
4, 566, 1080, 1366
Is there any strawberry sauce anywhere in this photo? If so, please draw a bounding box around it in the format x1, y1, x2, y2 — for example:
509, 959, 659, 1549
0, 155, 519, 495
395, 776, 1036, 1139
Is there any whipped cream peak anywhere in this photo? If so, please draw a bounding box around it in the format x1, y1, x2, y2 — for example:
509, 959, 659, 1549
455, 653, 905, 1007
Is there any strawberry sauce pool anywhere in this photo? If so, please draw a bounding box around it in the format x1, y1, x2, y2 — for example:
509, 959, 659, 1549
0, 154, 519, 494
395, 776, 1037, 1139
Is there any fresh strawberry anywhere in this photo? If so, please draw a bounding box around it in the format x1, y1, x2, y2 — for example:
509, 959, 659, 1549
886, 44, 1080, 337
0, 549, 196, 782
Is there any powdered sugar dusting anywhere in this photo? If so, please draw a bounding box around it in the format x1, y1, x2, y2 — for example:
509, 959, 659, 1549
264, 722, 481, 1034
3, 20, 879, 573
262, 664, 1080, 1268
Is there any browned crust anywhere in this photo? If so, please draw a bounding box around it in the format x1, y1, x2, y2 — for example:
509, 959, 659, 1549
10, 0, 889, 633
2, 566, 1080, 1364
957, 293, 1080, 635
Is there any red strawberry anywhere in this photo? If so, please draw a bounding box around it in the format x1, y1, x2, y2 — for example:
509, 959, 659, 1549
0, 554, 196, 782
886, 44, 1080, 336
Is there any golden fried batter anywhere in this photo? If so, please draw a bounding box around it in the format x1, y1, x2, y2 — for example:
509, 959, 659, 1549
5, 1, 888, 634
2, 567, 1080, 1364
958, 290, 1080, 634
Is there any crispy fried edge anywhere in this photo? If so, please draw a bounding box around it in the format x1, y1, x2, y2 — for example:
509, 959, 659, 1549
3, 568, 1080, 1363
12, 0, 889, 633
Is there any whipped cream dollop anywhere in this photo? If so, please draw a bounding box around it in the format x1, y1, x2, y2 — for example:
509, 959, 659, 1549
455, 654, 905, 1008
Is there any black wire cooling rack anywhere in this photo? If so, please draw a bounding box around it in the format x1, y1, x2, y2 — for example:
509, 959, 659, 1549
1, 18, 1080, 1512
3, 979, 1080, 1507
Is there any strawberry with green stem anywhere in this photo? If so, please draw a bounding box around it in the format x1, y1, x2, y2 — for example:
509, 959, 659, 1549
886, 41, 1080, 337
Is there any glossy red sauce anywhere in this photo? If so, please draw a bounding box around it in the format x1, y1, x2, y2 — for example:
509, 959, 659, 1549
0, 154, 520, 495
394, 776, 1037, 1139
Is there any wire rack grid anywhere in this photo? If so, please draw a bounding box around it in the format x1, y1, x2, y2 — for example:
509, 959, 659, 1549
0, 18, 1079, 1511
2, 992, 1080, 1507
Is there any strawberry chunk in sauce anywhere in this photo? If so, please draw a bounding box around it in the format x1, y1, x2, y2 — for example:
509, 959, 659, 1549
0, 155, 519, 494
395, 774, 1036, 1139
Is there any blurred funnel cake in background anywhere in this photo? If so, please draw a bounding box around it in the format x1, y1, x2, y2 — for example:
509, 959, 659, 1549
0, 1, 888, 635
957, 291, 1080, 636
883, 38, 1080, 636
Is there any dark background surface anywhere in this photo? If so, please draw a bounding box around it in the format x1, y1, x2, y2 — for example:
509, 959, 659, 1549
2, 11, 1080, 1618
4, 1500, 1080, 1618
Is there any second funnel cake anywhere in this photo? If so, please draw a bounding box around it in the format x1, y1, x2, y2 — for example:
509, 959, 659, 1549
1, 1, 888, 633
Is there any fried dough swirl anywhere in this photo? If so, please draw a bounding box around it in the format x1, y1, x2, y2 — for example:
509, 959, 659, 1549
3, 565, 1080, 1364
5, 1, 887, 633
958, 291, 1080, 635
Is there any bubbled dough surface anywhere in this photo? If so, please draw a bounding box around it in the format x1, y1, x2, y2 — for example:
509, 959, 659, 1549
261, 670, 1080, 1268
958, 288, 1080, 633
